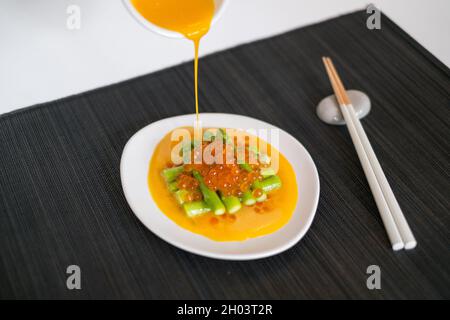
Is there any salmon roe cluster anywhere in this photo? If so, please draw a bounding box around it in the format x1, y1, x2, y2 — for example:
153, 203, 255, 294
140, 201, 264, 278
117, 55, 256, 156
176, 173, 199, 191
171, 130, 267, 198
185, 162, 261, 197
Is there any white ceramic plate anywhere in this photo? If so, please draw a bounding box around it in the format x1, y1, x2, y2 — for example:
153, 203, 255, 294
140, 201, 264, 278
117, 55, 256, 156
120, 113, 320, 260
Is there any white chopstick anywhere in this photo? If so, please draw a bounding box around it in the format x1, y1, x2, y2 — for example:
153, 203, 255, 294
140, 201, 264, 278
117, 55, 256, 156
345, 105, 417, 249
339, 93, 404, 251
322, 57, 417, 251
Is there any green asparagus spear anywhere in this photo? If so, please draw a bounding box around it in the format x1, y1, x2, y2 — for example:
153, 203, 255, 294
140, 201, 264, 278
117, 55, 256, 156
241, 190, 256, 206
167, 181, 179, 193
203, 128, 230, 143
239, 163, 253, 172
183, 201, 211, 217
161, 166, 184, 183
221, 195, 242, 214
255, 192, 267, 202
260, 167, 276, 178
247, 146, 271, 164
174, 189, 189, 205
218, 128, 232, 144
203, 130, 216, 141
252, 175, 282, 193
192, 170, 226, 215
258, 153, 271, 165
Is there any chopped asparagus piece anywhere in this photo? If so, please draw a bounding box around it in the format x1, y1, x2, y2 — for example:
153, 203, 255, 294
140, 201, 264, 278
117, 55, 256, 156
168, 181, 179, 193
258, 153, 271, 165
255, 192, 267, 202
247, 146, 271, 164
183, 201, 211, 217
203, 130, 216, 141
192, 170, 226, 215
252, 175, 282, 193
239, 163, 253, 172
181, 140, 200, 150
202, 128, 230, 143
221, 195, 242, 214
241, 190, 256, 206
174, 189, 189, 205
260, 167, 276, 178
218, 128, 232, 143
161, 166, 184, 183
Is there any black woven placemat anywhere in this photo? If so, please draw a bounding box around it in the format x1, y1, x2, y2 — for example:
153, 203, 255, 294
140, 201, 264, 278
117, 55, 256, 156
1, 11, 449, 299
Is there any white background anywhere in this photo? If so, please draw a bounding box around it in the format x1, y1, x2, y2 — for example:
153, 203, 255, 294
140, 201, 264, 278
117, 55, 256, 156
0, 0, 449, 115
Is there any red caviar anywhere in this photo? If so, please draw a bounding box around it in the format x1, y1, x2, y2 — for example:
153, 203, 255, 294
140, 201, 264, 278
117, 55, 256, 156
177, 173, 199, 191
179, 136, 263, 197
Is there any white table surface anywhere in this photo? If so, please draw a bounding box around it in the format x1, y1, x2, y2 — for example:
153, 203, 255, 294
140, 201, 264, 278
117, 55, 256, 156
1, 0, 449, 115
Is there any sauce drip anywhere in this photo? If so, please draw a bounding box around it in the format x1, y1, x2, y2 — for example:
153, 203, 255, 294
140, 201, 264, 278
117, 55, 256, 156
131, 2, 300, 241
131, 0, 215, 122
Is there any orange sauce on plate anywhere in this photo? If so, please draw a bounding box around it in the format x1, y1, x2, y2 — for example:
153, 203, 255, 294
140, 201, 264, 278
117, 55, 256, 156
148, 128, 298, 241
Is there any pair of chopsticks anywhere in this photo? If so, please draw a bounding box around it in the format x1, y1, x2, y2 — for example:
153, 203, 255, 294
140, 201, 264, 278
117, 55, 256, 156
322, 57, 416, 251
